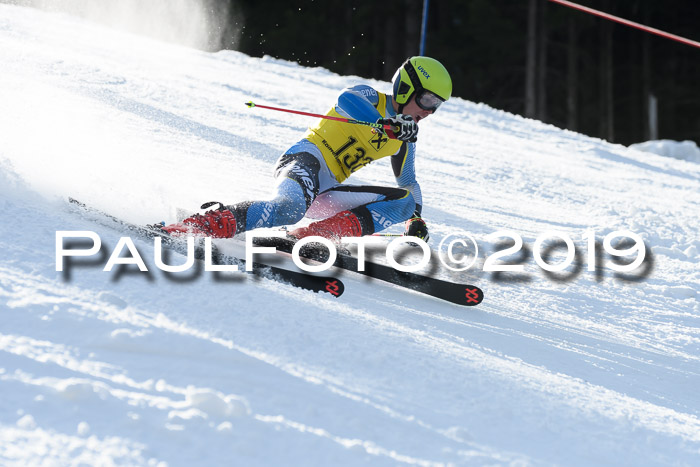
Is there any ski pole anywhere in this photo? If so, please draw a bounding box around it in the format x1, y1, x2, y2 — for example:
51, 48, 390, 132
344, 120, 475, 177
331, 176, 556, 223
245, 101, 397, 132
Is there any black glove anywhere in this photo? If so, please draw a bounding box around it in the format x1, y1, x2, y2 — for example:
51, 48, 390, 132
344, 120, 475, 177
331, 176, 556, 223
404, 215, 429, 242
377, 114, 418, 142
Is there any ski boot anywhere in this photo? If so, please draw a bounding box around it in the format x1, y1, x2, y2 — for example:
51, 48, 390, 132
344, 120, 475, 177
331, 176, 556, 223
288, 210, 363, 243
161, 202, 238, 238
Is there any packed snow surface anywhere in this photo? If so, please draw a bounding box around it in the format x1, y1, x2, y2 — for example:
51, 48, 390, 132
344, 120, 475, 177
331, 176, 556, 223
1, 5, 699, 466
630, 139, 700, 164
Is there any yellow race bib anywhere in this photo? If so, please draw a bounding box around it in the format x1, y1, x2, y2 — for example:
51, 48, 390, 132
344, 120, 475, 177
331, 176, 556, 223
304, 92, 403, 182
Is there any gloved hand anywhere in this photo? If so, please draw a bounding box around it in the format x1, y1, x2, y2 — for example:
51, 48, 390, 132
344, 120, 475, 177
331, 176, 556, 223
377, 114, 418, 142
404, 215, 429, 242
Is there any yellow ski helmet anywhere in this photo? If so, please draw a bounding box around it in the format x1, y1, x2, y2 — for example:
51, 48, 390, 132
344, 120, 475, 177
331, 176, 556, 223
392, 56, 452, 112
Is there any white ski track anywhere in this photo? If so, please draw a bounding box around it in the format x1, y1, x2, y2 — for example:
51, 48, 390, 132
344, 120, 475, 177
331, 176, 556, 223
1, 4, 699, 466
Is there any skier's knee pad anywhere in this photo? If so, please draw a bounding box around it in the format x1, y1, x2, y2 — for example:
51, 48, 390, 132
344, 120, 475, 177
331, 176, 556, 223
274, 152, 321, 209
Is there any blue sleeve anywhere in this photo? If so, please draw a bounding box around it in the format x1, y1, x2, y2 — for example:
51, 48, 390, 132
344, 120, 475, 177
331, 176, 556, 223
335, 85, 382, 122
391, 142, 423, 214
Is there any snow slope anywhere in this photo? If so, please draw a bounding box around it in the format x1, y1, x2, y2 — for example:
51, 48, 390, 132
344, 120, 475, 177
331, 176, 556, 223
1, 4, 699, 466
630, 140, 700, 164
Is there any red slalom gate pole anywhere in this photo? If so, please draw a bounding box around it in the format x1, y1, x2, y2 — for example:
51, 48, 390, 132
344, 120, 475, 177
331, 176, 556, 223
548, 0, 700, 50
245, 101, 397, 132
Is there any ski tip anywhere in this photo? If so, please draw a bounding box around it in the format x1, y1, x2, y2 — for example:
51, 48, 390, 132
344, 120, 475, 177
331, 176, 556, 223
245, 101, 255, 108
462, 286, 484, 306
323, 278, 344, 298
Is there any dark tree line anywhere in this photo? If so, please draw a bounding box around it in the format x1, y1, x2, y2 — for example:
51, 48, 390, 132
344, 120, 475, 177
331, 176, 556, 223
217, 0, 698, 145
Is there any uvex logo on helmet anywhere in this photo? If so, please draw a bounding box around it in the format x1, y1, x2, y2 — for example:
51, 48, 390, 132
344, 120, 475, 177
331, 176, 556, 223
417, 65, 430, 79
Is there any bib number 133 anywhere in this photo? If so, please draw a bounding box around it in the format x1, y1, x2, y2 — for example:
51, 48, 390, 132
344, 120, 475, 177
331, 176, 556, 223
332, 136, 372, 173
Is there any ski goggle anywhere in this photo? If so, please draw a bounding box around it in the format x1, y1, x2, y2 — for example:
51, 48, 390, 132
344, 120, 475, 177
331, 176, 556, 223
415, 90, 444, 112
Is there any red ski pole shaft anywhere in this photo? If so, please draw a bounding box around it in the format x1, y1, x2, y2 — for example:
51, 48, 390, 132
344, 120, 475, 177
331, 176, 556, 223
245, 101, 396, 132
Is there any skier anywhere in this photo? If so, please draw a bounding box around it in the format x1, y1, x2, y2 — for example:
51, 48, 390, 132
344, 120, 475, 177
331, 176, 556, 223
163, 56, 452, 243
